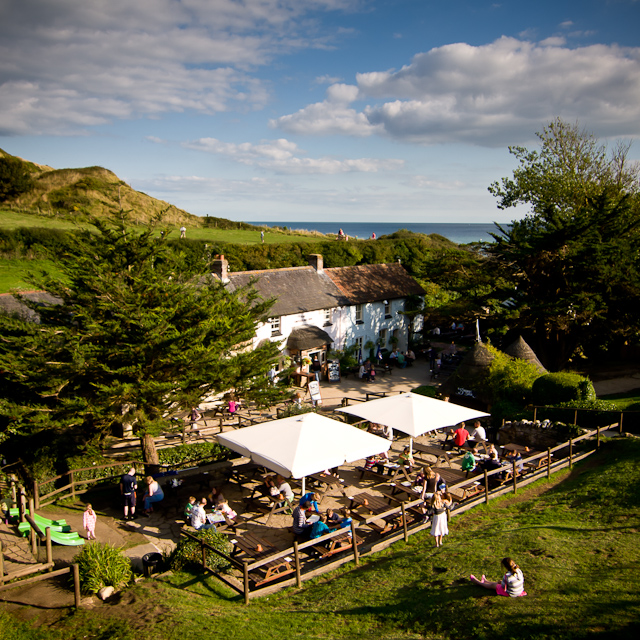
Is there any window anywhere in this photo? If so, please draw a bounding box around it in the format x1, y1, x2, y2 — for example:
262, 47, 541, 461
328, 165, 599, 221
355, 304, 363, 324
354, 337, 363, 354
384, 300, 391, 317
270, 316, 281, 336
324, 308, 332, 325
379, 328, 387, 347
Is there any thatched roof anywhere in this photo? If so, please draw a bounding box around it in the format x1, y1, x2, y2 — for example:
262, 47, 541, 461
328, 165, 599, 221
286, 326, 334, 351
439, 342, 496, 402
505, 336, 546, 372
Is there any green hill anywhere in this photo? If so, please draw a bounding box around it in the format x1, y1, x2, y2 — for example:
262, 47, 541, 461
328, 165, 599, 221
0, 148, 237, 228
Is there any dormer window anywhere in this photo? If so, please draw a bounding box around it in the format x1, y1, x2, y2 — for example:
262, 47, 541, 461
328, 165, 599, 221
384, 300, 391, 318
270, 316, 281, 336
324, 308, 332, 326
355, 304, 363, 324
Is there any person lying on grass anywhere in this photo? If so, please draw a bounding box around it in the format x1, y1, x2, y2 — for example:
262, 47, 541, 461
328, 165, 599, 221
470, 557, 526, 597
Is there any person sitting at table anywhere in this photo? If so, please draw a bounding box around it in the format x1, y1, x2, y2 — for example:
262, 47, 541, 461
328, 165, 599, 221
299, 491, 321, 514
214, 498, 237, 524
272, 475, 295, 510
398, 446, 414, 470
504, 450, 524, 476
191, 497, 216, 531
142, 476, 164, 516
309, 513, 332, 540
486, 442, 499, 458
412, 468, 426, 493
405, 349, 416, 366
183, 496, 197, 524
451, 422, 470, 450
208, 486, 225, 508
482, 452, 503, 478
338, 507, 353, 529
470, 420, 487, 446
462, 445, 478, 473
292, 501, 313, 538
326, 508, 341, 526
396, 351, 407, 368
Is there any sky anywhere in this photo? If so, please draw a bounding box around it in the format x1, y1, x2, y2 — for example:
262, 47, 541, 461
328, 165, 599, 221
1, 0, 639, 225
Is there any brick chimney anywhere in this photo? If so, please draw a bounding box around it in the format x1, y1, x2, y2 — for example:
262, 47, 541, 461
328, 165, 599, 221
308, 254, 323, 273
211, 254, 229, 283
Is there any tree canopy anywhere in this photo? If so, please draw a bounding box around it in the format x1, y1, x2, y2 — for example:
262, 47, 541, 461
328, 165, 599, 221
486, 120, 640, 369
0, 217, 280, 460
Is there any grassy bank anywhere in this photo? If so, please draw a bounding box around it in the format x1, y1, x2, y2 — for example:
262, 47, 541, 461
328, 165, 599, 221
4, 438, 639, 640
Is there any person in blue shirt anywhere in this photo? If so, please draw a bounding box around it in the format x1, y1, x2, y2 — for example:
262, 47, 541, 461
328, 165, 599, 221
299, 492, 321, 513
309, 514, 331, 539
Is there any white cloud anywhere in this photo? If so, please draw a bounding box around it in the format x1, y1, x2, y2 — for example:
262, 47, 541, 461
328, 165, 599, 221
274, 37, 640, 146
0, 0, 358, 135
182, 137, 403, 174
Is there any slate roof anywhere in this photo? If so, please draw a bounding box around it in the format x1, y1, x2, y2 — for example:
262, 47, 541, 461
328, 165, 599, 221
324, 263, 425, 305
226, 266, 348, 317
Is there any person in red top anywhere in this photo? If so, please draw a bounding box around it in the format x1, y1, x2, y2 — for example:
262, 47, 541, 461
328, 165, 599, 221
453, 422, 469, 448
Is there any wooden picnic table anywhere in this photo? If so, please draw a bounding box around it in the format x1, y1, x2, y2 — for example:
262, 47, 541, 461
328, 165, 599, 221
307, 472, 346, 493
434, 467, 483, 500
231, 533, 294, 585
412, 443, 452, 467
311, 530, 364, 559
347, 492, 416, 533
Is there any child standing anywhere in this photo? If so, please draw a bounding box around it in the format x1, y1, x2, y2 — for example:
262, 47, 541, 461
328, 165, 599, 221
83, 503, 97, 540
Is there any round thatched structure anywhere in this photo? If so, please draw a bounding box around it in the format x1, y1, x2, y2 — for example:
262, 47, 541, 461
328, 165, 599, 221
504, 336, 546, 373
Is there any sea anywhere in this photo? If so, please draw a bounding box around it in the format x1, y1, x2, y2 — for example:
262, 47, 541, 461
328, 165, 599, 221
247, 221, 501, 244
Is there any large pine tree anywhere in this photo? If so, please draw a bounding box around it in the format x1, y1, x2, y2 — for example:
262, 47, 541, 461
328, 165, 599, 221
0, 216, 280, 464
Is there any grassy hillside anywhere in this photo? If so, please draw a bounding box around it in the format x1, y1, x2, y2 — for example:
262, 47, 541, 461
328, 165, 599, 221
1, 147, 252, 228
3, 438, 639, 640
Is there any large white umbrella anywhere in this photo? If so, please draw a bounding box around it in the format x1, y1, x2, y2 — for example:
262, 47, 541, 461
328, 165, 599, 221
337, 392, 489, 451
217, 412, 390, 493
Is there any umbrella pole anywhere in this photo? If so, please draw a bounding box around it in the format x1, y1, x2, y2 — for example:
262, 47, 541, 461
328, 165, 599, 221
302, 476, 306, 495
410, 438, 413, 455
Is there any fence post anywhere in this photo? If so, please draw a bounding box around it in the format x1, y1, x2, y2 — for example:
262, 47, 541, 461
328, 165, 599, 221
0, 541, 4, 585
30, 524, 37, 557
401, 502, 409, 543
33, 480, 40, 510
200, 538, 206, 571
243, 561, 250, 605
19, 487, 26, 523
573, 409, 578, 425
619, 412, 623, 434
547, 448, 551, 480
533, 406, 537, 421
512, 460, 517, 494
46, 527, 52, 569
569, 438, 573, 469
73, 563, 81, 609
28, 496, 34, 519
293, 541, 301, 588
10, 476, 17, 509
484, 470, 489, 504
350, 521, 360, 566
70, 470, 76, 500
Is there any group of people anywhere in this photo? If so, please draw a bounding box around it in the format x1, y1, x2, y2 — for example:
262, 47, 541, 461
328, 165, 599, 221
119, 466, 165, 520
184, 485, 237, 531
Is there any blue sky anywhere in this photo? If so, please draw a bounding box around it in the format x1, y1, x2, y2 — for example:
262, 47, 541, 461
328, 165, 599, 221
1, 0, 639, 224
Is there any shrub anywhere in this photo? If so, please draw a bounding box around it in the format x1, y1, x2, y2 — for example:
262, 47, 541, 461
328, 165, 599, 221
532, 372, 596, 406
170, 529, 232, 573
73, 542, 133, 594
411, 385, 437, 398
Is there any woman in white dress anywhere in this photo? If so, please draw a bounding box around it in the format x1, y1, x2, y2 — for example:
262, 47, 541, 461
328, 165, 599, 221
430, 492, 452, 547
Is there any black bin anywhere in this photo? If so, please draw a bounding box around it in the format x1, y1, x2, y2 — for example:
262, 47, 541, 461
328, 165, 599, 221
142, 552, 163, 577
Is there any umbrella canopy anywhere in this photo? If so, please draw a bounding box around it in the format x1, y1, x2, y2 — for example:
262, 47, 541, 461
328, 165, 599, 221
337, 392, 490, 439
217, 412, 390, 480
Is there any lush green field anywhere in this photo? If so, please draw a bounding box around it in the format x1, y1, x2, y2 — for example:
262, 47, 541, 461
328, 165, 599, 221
4, 438, 639, 640
0, 209, 325, 293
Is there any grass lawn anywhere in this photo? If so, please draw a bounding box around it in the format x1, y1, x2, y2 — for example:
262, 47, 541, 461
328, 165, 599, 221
0, 210, 326, 293
4, 438, 639, 640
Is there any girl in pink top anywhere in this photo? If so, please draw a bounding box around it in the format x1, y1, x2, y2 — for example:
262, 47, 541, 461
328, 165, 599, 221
83, 504, 97, 540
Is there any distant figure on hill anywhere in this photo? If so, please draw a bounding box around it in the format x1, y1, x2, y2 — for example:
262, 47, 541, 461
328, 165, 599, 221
261, 230, 264, 243
180, 226, 186, 238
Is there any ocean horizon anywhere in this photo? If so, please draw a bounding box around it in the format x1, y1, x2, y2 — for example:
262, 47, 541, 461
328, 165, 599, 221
247, 221, 502, 244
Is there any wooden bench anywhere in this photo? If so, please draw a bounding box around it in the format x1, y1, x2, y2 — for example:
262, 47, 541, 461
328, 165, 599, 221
231, 532, 294, 586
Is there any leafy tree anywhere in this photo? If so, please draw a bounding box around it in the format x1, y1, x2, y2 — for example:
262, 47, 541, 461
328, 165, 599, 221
0, 217, 280, 466
0, 155, 35, 201
488, 117, 639, 217
486, 120, 640, 369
